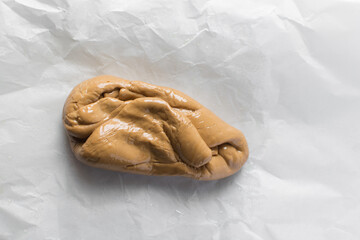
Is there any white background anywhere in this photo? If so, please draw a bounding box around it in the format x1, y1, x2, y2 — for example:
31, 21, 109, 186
1, 0, 360, 239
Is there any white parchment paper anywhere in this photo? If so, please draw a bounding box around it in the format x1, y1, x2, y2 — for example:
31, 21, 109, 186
1, 0, 360, 239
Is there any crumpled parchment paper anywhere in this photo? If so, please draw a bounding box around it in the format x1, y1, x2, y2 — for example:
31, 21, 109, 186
1, 0, 360, 239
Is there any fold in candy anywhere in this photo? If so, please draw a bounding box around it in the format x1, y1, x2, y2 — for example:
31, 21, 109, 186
63, 76, 249, 180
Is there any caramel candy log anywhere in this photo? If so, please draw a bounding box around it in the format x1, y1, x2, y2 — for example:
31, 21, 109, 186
63, 75, 249, 180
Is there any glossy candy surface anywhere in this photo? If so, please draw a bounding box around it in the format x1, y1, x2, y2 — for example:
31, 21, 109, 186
63, 75, 249, 180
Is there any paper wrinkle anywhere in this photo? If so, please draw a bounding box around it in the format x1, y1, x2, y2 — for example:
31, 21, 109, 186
1, 0, 360, 239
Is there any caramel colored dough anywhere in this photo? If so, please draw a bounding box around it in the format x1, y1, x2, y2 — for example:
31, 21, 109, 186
63, 75, 249, 180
